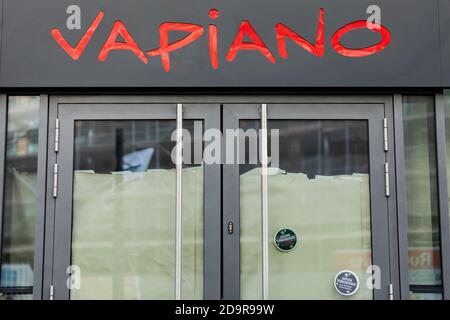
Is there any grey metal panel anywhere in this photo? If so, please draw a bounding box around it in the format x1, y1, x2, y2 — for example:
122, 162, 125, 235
440, 0, 450, 86
52, 105, 73, 300
0, 0, 445, 87
0, 0, 3, 79
222, 104, 260, 299
384, 96, 401, 300
32, 95, 49, 300
42, 97, 58, 300
221, 105, 239, 300
59, 103, 177, 119
435, 93, 450, 300
0, 94, 6, 278
47, 95, 395, 104
184, 104, 221, 299
268, 103, 383, 118
393, 93, 410, 299
203, 106, 222, 300
362, 108, 390, 300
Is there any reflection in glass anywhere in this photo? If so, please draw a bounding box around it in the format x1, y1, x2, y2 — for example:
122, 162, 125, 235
240, 120, 372, 299
445, 90, 450, 238
410, 292, 443, 300
403, 96, 442, 293
70, 120, 203, 300
1, 96, 40, 288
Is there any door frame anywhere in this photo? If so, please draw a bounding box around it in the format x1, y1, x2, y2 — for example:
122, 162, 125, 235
43, 96, 221, 300
222, 96, 397, 300
39, 95, 397, 300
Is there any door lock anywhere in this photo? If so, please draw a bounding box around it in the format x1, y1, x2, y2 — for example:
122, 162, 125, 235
228, 222, 234, 234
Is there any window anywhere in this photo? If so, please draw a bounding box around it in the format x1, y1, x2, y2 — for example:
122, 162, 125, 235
0, 96, 40, 300
403, 96, 443, 299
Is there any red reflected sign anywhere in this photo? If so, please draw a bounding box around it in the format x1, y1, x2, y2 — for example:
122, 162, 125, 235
51, 8, 392, 72
408, 248, 441, 270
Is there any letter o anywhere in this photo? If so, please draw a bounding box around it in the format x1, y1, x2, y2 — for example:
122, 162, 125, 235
331, 20, 391, 57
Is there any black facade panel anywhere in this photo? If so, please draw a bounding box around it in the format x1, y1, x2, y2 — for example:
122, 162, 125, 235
441, 0, 450, 86
0, 0, 447, 87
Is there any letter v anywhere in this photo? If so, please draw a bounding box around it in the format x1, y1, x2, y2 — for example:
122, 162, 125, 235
51, 11, 104, 60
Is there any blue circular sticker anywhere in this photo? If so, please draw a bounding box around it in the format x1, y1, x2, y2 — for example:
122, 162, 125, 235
334, 270, 359, 296
274, 229, 298, 252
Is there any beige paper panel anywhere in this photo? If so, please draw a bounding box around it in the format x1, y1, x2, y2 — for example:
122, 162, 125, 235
70, 166, 203, 300
240, 168, 372, 300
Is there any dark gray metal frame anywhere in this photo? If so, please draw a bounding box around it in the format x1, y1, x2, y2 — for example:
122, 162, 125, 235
434, 92, 450, 300
32, 95, 49, 299
44, 96, 221, 300
385, 96, 400, 300
393, 94, 410, 299
222, 96, 396, 300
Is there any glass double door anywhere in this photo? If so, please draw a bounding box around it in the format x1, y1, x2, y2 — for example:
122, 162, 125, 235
46, 97, 393, 300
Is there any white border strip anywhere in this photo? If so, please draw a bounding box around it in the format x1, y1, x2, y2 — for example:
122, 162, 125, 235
175, 103, 183, 300
261, 103, 269, 300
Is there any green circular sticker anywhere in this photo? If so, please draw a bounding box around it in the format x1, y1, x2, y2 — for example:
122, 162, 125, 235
274, 229, 298, 252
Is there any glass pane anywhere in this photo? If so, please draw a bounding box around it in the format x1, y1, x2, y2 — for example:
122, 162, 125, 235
70, 120, 203, 300
409, 292, 442, 300
1, 96, 40, 288
0, 293, 33, 300
403, 96, 442, 288
240, 120, 372, 299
